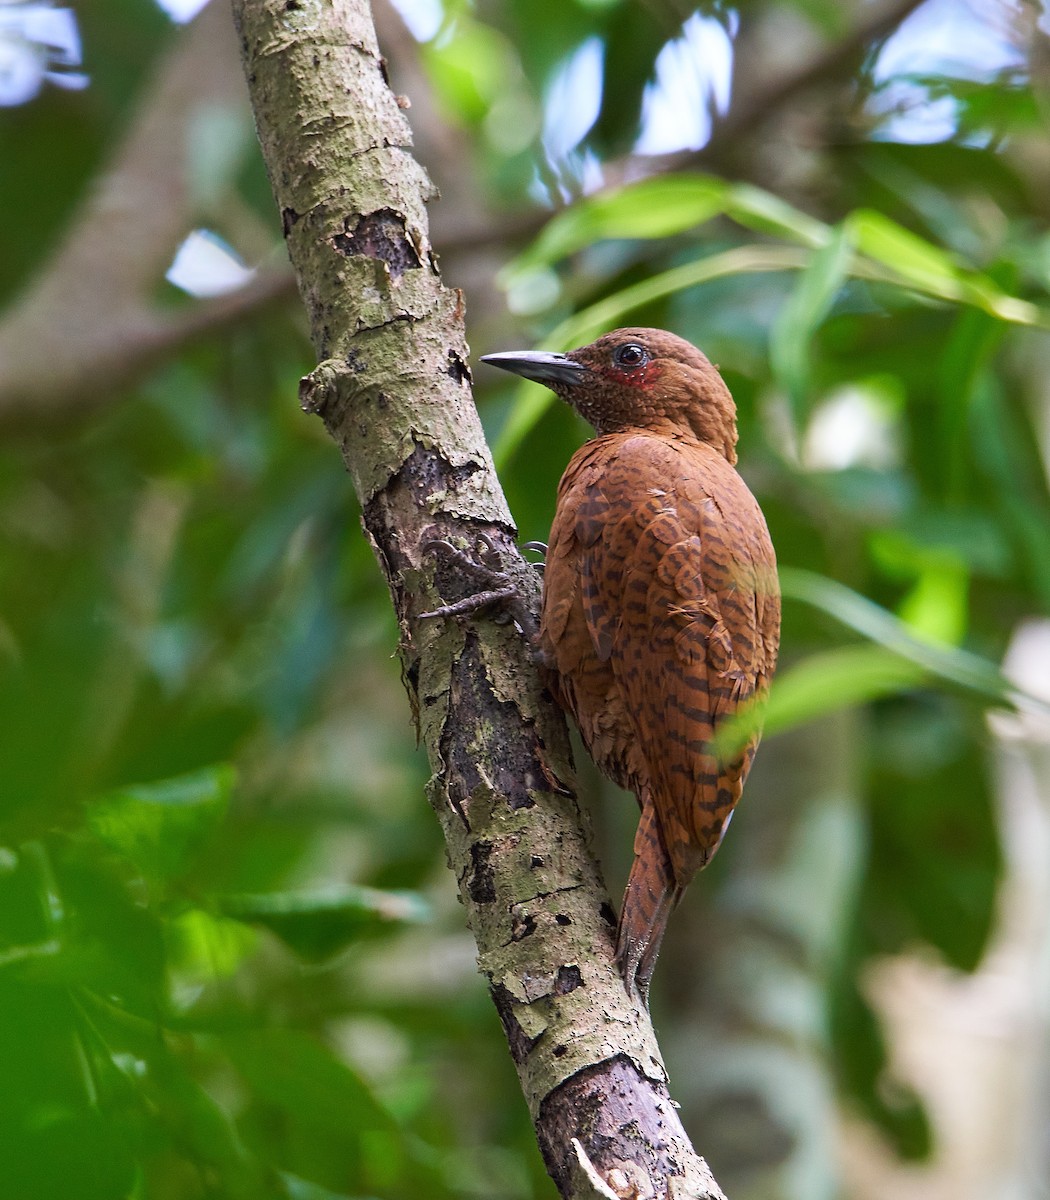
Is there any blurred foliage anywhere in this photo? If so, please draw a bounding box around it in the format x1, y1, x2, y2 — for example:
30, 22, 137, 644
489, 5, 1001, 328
2, 0, 1049, 1196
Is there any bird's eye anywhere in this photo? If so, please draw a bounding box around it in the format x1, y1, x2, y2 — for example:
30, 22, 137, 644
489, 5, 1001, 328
613, 343, 648, 369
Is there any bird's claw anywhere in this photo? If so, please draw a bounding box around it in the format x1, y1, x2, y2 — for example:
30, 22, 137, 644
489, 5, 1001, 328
422, 531, 502, 571
421, 532, 511, 587
521, 540, 547, 575
474, 530, 503, 570
418, 530, 537, 637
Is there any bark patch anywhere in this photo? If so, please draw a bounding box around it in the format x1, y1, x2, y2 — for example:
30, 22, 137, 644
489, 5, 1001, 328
333, 208, 421, 278
538, 1054, 678, 1196
491, 983, 540, 1065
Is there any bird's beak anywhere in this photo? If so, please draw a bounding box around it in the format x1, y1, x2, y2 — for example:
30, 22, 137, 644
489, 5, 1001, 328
480, 350, 591, 388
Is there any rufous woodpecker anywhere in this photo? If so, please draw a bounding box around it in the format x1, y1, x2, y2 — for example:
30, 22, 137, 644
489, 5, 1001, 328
482, 328, 780, 1000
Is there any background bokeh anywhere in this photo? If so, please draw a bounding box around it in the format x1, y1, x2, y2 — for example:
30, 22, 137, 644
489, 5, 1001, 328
1, 0, 1049, 1197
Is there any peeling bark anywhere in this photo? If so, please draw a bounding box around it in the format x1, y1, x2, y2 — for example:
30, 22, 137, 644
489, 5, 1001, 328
231, 1, 726, 1195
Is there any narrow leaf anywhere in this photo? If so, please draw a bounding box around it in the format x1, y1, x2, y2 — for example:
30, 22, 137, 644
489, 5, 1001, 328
848, 209, 1048, 327
770, 223, 852, 413
780, 568, 1050, 715
221, 884, 430, 960
714, 645, 922, 758
722, 181, 831, 248
507, 175, 730, 277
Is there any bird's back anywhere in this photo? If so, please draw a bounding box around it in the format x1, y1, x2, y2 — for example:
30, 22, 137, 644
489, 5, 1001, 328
539, 429, 780, 886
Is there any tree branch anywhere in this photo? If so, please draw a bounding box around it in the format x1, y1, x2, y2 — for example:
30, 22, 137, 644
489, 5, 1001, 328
604, 0, 928, 186
0, 1, 295, 426
231, 0, 725, 1195
708, 0, 927, 153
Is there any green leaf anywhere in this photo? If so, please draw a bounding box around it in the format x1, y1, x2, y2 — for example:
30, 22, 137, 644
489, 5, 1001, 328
780, 568, 1046, 714
141, 1060, 265, 1197
936, 311, 1004, 503
969, 376, 1050, 608
167, 908, 258, 980
507, 175, 730, 276
848, 209, 964, 297
2, 1111, 137, 1200
897, 560, 969, 647
764, 645, 922, 733
769, 223, 853, 413
223, 1028, 437, 1193
88, 764, 234, 880
847, 209, 1048, 327
221, 885, 430, 961
422, 19, 521, 123
868, 530, 972, 644
865, 694, 1000, 972
505, 172, 831, 283
715, 645, 922, 759
226, 1028, 396, 1131
494, 182, 1048, 469
717, 568, 1048, 758
721, 181, 830, 248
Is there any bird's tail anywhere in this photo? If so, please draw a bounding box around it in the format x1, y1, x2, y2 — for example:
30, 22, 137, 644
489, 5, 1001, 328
615, 801, 681, 1003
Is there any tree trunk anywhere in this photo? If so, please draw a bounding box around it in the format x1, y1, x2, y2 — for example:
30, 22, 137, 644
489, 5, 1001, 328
231, 0, 727, 1195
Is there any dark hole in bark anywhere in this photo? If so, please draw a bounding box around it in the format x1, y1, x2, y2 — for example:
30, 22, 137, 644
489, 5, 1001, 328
554, 964, 583, 995
332, 208, 421, 278
447, 349, 471, 384
511, 913, 537, 941
491, 983, 539, 1065
468, 840, 496, 903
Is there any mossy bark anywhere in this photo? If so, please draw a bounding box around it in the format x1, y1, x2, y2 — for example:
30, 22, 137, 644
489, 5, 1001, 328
231, 1, 725, 1195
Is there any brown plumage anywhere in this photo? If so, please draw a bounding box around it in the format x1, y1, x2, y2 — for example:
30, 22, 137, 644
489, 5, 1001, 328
482, 328, 780, 1000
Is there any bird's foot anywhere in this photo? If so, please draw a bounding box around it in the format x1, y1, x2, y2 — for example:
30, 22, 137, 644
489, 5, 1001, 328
419, 531, 539, 640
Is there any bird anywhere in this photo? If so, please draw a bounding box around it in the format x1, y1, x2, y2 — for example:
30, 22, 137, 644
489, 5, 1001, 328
481, 328, 780, 1001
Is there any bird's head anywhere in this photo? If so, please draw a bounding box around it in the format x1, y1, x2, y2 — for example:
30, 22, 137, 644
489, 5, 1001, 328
481, 327, 738, 462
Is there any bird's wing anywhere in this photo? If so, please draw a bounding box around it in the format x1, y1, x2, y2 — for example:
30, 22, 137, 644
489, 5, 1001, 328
582, 435, 779, 884
539, 439, 649, 795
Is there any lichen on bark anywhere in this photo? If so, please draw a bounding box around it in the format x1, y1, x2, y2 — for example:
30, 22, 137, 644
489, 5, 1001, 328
232, 0, 726, 1194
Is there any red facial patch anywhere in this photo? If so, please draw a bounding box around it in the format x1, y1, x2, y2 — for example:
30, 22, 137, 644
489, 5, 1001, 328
605, 361, 664, 388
